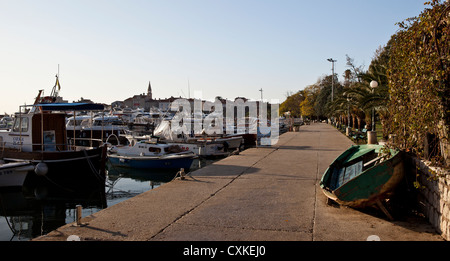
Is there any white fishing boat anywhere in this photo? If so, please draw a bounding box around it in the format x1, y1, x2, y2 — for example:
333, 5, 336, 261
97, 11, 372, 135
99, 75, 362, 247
108, 141, 197, 170
66, 114, 93, 140
170, 135, 243, 157
75, 114, 129, 146
166, 140, 229, 157
0, 116, 14, 131
152, 119, 243, 157
0, 160, 34, 188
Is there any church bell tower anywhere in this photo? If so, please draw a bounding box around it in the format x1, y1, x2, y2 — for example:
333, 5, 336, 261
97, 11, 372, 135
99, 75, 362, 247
147, 81, 152, 100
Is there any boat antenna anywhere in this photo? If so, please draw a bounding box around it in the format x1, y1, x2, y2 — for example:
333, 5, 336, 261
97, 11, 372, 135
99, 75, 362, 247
188, 77, 190, 99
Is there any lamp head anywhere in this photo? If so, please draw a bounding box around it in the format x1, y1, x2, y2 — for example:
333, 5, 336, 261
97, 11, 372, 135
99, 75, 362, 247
370, 80, 378, 88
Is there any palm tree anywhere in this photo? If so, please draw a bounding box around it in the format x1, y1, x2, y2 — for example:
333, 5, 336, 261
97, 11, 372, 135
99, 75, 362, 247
343, 80, 389, 131
328, 95, 351, 127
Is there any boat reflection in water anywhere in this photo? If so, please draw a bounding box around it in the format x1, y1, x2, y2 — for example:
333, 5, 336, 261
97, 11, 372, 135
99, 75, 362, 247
0, 177, 106, 241
105, 163, 180, 206
104, 157, 214, 205
0, 158, 214, 241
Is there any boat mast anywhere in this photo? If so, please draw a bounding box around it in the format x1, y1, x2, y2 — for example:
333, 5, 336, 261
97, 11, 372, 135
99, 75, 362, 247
33, 90, 44, 105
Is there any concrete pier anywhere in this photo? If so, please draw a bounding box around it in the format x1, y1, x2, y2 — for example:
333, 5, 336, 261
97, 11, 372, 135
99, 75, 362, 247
34, 123, 443, 241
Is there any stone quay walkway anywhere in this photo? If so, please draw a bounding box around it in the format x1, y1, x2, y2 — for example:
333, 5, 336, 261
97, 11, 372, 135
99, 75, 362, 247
34, 123, 443, 241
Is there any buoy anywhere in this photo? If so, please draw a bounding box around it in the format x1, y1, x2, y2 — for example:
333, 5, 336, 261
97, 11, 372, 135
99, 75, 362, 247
67, 235, 81, 241
35, 162, 48, 176
367, 235, 381, 241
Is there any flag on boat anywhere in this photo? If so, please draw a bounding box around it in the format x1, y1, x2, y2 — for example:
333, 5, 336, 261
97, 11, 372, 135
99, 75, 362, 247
55, 75, 61, 91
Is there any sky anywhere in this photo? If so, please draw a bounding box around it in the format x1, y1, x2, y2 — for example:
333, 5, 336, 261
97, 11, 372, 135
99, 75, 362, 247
0, 0, 430, 114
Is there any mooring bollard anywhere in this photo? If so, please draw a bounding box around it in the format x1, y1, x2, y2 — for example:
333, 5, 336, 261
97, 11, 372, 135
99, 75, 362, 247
177, 168, 186, 180
367, 131, 378, 144
76, 205, 82, 226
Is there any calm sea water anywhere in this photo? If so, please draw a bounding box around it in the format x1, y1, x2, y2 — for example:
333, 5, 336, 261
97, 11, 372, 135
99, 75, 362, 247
0, 158, 214, 241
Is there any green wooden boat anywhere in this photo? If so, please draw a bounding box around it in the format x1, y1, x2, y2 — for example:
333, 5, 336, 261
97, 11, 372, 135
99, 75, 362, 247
320, 144, 404, 217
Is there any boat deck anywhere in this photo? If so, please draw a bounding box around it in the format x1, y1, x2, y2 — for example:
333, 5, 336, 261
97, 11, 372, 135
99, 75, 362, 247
33, 123, 443, 241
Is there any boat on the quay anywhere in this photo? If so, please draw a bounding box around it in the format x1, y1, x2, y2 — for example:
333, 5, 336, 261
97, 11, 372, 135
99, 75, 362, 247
0, 160, 35, 188
0, 102, 108, 186
108, 141, 197, 170
320, 144, 404, 219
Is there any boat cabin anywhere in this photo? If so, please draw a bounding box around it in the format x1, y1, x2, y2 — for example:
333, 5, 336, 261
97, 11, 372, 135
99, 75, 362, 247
0, 111, 67, 152
0, 103, 104, 153
115, 141, 184, 157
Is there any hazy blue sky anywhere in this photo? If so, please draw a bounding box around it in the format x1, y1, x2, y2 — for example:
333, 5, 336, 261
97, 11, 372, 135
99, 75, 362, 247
0, 0, 429, 113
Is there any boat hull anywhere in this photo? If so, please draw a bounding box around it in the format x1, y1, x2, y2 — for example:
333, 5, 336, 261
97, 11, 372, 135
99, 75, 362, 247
0, 162, 35, 188
167, 142, 229, 157
108, 153, 195, 170
1, 147, 107, 185
320, 145, 404, 208
209, 136, 243, 150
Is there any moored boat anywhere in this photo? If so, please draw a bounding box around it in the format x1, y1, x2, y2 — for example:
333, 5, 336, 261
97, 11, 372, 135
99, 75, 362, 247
0, 116, 14, 130
0, 160, 34, 188
0, 102, 108, 186
152, 119, 243, 157
320, 144, 404, 219
108, 141, 197, 170
67, 114, 129, 146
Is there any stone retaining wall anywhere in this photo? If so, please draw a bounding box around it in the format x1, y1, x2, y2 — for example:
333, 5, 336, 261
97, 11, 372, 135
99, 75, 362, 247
412, 157, 450, 241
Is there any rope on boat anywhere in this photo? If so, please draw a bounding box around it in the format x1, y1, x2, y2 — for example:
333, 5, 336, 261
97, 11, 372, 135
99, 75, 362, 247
83, 149, 105, 182
42, 174, 75, 193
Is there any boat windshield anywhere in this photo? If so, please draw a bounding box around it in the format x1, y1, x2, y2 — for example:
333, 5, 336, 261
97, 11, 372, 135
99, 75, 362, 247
12, 117, 29, 132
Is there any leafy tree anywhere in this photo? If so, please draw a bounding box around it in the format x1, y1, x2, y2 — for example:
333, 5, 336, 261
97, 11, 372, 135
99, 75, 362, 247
279, 91, 305, 117
300, 85, 320, 119
328, 56, 368, 129
314, 74, 343, 119
386, 0, 449, 166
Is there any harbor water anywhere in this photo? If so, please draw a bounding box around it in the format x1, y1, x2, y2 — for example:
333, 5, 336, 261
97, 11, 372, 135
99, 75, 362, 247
0, 158, 215, 241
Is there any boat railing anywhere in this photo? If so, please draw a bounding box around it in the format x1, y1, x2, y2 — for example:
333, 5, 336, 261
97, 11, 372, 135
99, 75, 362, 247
1, 139, 105, 152
67, 137, 105, 148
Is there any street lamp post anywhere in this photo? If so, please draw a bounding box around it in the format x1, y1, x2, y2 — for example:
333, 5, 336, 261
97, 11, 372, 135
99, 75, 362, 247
368, 80, 378, 144
285, 111, 292, 132
370, 80, 378, 131
327, 58, 337, 102
346, 96, 351, 136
